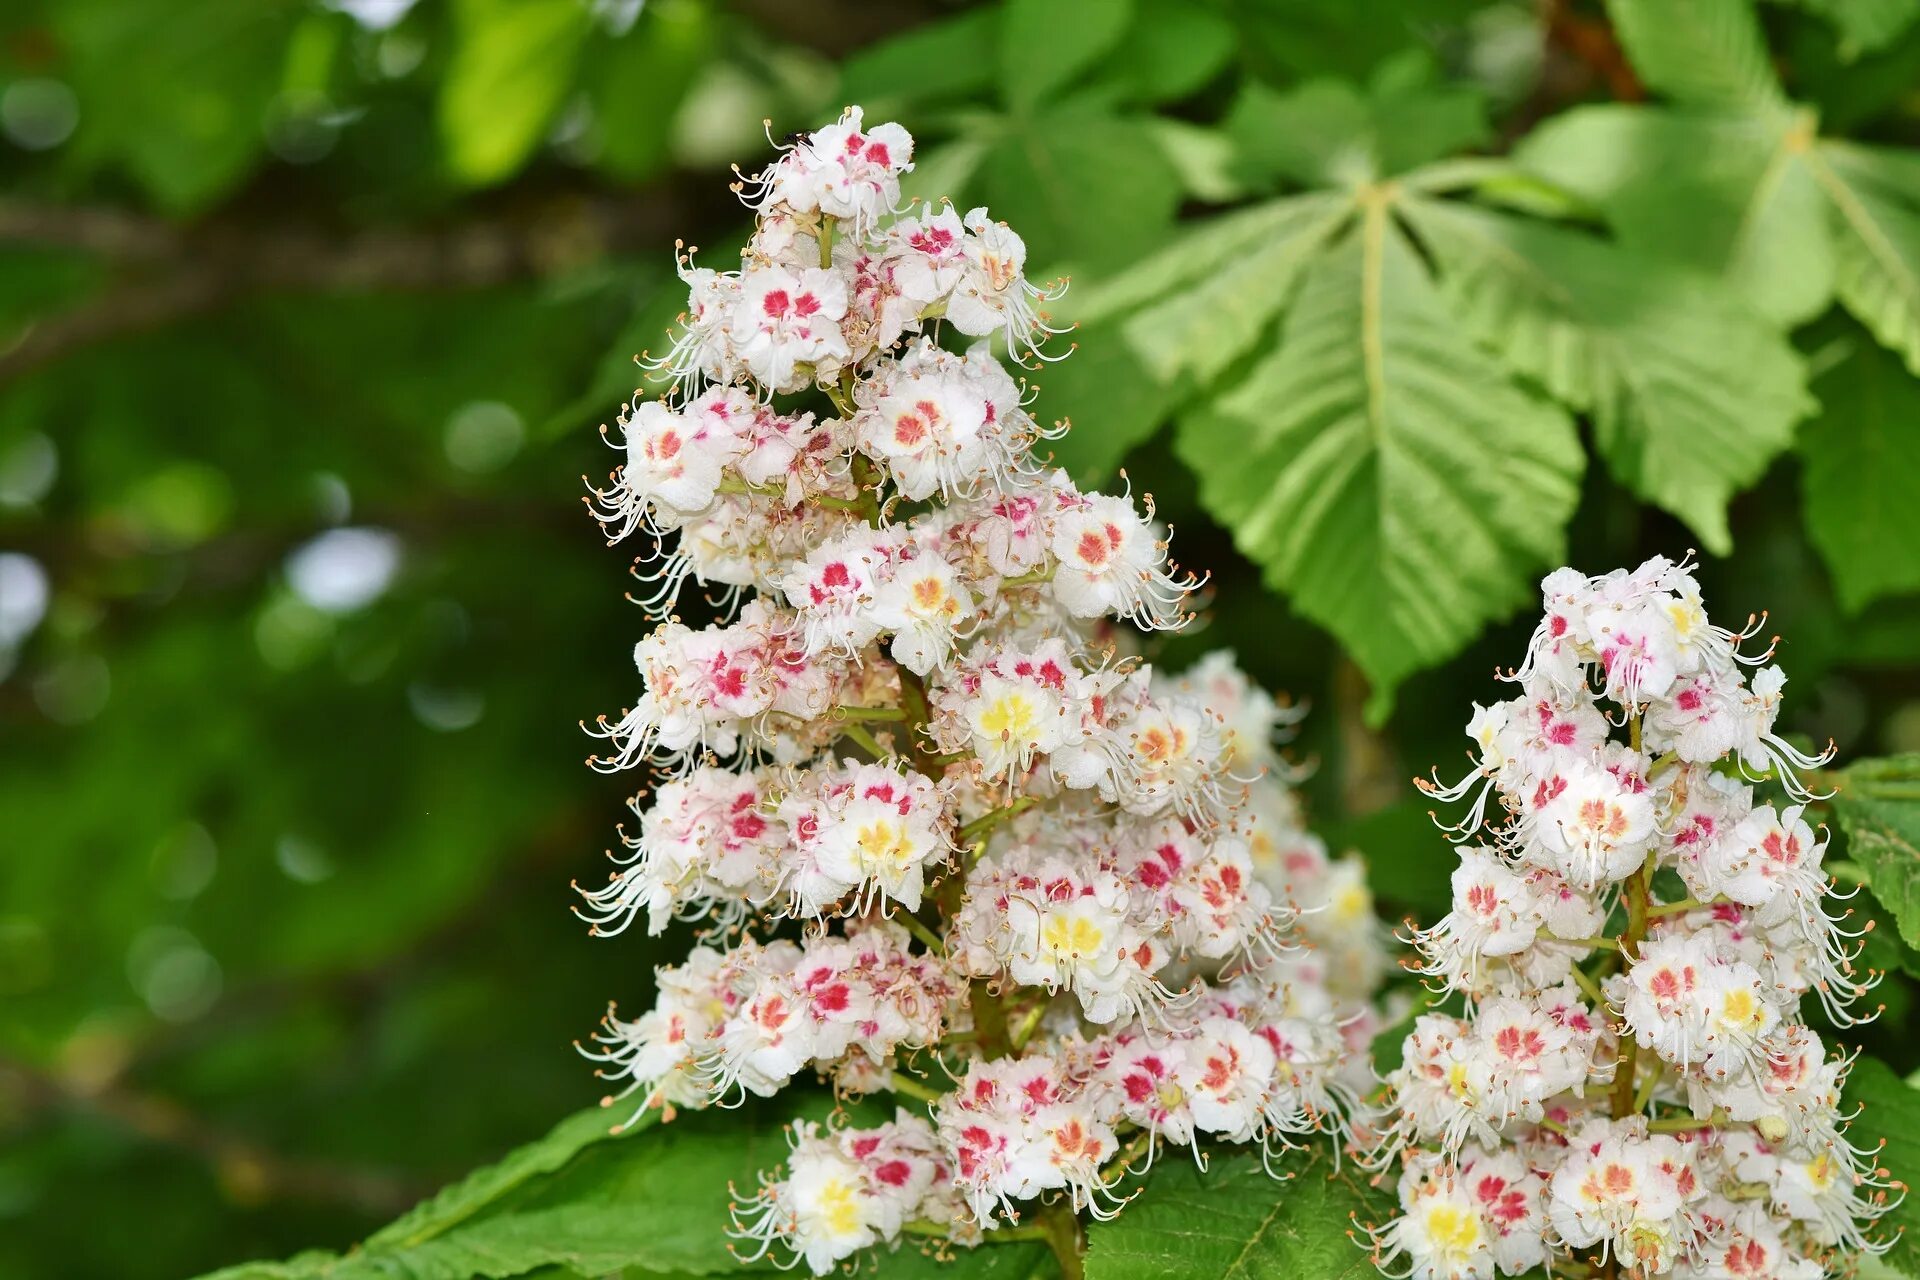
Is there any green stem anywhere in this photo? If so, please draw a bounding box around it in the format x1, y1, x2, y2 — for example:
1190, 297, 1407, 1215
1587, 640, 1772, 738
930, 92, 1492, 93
715, 476, 784, 499
1101, 1128, 1155, 1186
1609, 865, 1654, 1119
716, 473, 865, 513
899, 911, 945, 955
1607, 713, 1655, 1126
1647, 1115, 1719, 1134
1646, 897, 1707, 919
849, 452, 884, 526
839, 723, 889, 760
888, 1072, 943, 1105
1570, 964, 1607, 1008
1000, 565, 1054, 588
818, 214, 835, 270
1543, 933, 1620, 951
1632, 1059, 1664, 1114
958, 796, 1038, 846
834, 705, 907, 723
906, 1219, 1048, 1243
1008, 1000, 1048, 1053
1038, 1204, 1085, 1280
970, 978, 1011, 1060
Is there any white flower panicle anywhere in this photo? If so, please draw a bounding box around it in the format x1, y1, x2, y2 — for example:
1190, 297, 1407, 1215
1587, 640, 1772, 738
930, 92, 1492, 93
1367, 557, 1898, 1280
570, 108, 1387, 1275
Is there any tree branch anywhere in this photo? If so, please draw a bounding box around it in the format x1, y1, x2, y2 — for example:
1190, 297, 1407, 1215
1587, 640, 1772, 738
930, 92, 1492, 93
0, 1053, 425, 1214
0, 189, 704, 386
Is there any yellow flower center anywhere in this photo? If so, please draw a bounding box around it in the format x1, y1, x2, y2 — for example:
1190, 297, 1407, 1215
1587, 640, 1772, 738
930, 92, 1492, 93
817, 1177, 861, 1236
1446, 1061, 1476, 1102
856, 820, 914, 871
1719, 986, 1765, 1033
979, 692, 1039, 742
1040, 912, 1105, 961
1425, 1204, 1482, 1259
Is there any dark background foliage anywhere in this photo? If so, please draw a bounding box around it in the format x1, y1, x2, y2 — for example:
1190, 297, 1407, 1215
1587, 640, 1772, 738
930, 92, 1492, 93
3, 1, 1919, 1277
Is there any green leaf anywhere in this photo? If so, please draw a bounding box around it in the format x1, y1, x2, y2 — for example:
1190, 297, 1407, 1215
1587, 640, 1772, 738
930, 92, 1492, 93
898, 136, 992, 211
1833, 754, 1920, 953
1226, 80, 1381, 189
1076, 195, 1353, 323
1232, 0, 1485, 83
838, 8, 1000, 107
196, 1102, 802, 1279
1839, 1055, 1920, 1279
1101, 0, 1236, 103
51, 0, 299, 213
1516, 106, 1836, 326
1146, 119, 1247, 204
1799, 326, 1920, 610
590, 0, 715, 181
978, 106, 1182, 273
1000, 0, 1135, 109
1035, 315, 1178, 485
1401, 196, 1811, 555
440, 0, 594, 185
1817, 141, 1920, 373
1605, 0, 1787, 110
1778, 0, 1920, 59
364, 1106, 652, 1254
1790, 8, 1920, 131
1365, 52, 1493, 179
1176, 210, 1584, 720
1085, 1147, 1390, 1280
1120, 193, 1351, 383
1323, 798, 1454, 918
1226, 63, 1488, 191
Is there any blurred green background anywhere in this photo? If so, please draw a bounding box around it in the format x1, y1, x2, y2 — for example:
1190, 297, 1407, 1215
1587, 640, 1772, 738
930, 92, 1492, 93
4, 1, 1920, 1276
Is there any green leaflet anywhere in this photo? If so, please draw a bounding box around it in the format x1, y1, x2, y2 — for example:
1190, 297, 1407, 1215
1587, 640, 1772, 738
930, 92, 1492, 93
1030, 312, 1176, 485
977, 104, 1185, 275
1840, 1056, 1920, 1279
1176, 207, 1583, 722
1833, 754, 1920, 953
1033, 195, 1355, 482
1605, 0, 1789, 112
1100, 0, 1237, 105
1799, 324, 1920, 610
1073, 197, 1343, 322
1776, 0, 1920, 58
1225, 57, 1490, 192
589, 0, 716, 183
839, 7, 1001, 107
1819, 141, 1920, 374
1084, 1147, 1391, 1280
1000, 0, 1134, 109
1517, 88, 1920, 372
196, 1104, 759, 1279
1120, 194, 1351, 383
439, 0, 593, 186
1400, 196, 1811, 554
195, 1094, 1048, 1280
1515, 106, 1836, 326
50, 0, 304, 213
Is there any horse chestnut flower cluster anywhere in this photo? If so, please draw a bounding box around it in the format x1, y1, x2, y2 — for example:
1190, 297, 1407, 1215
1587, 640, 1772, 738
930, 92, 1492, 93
572, 108, 1386, 1274
1365, 557, 1897, 1280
